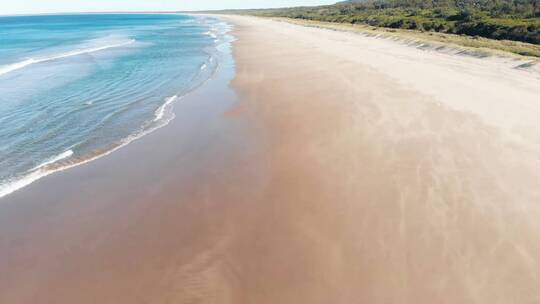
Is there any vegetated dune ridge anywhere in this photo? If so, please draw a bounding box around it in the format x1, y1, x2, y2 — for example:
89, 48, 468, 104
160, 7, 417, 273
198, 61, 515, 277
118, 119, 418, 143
244, 0, 540, 47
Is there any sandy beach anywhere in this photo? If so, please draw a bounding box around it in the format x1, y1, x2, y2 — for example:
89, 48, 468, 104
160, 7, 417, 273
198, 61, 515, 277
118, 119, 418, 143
2, 15, 540, 303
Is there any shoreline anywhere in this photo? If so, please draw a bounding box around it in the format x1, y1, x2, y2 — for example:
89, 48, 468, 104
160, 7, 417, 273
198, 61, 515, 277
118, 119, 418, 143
0, 15, 230, 200
0, 15, 240, 303
1, 14, 540, 303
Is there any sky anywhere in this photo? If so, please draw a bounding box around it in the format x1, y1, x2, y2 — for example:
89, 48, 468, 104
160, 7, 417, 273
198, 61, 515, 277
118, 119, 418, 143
1, 0, 338, 15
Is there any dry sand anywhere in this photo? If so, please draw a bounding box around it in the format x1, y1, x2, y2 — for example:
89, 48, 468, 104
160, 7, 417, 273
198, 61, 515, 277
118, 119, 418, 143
1, 15, 540, 304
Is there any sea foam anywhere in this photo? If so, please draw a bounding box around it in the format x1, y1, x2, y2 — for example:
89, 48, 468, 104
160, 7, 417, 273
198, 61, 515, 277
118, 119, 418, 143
0, 150, 74, 198
0, 39, 135, 77
154, 95, 179, 122
31, 150, 74, 171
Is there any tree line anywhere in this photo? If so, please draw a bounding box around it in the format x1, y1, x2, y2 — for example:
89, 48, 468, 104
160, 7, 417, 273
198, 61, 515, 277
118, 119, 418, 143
247, 0, 540, 44
342, 0, 540, 18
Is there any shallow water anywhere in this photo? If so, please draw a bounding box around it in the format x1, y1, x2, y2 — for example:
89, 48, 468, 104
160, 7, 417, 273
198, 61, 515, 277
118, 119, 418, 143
0, 14, 229, 197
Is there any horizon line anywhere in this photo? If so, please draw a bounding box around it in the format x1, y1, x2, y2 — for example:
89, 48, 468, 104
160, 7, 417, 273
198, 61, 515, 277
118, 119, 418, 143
0, 5, 315, 17
0, 11, 218, 17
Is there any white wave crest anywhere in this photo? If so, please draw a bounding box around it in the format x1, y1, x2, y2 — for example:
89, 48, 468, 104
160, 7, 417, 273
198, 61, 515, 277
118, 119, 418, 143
0, 59, 37, 76
0, 39, 135, 77
0, 169, 51, 199
154, 95, 178, 122
32, 150, 74, 171
0, 150, 74, 198
204, 31, 217, 39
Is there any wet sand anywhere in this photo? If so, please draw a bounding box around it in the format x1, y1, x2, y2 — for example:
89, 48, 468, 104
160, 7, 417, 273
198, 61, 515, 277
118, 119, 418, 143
2, 15, 540, 303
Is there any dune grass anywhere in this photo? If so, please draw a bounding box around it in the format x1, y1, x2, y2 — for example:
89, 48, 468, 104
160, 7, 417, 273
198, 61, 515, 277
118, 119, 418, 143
268, 17, 540, 59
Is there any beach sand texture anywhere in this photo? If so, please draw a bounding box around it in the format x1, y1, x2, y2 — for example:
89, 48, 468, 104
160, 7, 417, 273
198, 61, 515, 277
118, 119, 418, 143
1, 15, 540, 303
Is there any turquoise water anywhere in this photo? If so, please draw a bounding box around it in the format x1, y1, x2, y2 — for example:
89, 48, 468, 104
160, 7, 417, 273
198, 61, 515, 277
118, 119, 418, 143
0, 14, 229, 197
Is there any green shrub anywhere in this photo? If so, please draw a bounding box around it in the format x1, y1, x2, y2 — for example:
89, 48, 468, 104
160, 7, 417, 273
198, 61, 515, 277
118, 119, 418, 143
248, 0, 540, 45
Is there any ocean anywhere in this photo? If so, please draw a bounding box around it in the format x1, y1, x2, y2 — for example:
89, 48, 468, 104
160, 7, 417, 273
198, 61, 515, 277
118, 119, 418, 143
0, 14, 230, 198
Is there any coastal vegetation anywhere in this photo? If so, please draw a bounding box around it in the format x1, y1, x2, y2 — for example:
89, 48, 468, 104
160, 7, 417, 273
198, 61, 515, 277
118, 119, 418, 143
231, 0, 540, 56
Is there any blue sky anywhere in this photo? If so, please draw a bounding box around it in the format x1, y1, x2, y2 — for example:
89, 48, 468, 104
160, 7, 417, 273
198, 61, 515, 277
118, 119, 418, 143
1, 0, 337, 15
